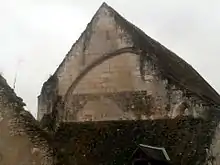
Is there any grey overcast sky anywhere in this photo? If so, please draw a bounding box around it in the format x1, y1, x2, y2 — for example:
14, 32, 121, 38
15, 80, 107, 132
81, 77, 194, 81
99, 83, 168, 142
1, 0, 220, 117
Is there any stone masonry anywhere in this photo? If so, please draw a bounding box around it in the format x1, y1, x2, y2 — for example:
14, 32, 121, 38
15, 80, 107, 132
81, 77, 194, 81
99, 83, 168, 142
0, 75, 53, 165
2, 2, 220, 165
38, 3, 220, 123
36, 3, 220, 164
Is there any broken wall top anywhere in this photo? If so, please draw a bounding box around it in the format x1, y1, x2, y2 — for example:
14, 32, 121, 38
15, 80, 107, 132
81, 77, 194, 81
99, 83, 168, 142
0, 75, 25, 108
0, 75, 53, 165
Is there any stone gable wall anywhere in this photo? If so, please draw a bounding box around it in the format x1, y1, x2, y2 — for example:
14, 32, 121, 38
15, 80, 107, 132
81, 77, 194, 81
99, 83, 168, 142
38, 6, 212, 122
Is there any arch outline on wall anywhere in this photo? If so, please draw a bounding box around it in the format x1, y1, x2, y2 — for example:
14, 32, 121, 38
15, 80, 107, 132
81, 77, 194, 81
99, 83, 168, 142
64, 46, 144, 102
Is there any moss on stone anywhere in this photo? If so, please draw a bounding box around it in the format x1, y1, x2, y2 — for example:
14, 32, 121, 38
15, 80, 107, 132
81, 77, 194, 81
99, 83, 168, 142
54, 117, 218, 165
0, 75, 25, 107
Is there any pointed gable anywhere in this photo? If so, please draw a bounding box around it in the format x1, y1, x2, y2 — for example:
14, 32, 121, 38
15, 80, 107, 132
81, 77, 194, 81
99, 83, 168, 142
38, 2, 220, 121
61, 3, 220, 104
51, 2, 130, 96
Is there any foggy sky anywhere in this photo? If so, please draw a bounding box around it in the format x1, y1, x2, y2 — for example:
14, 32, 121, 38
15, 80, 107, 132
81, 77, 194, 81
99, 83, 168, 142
1, 0, 220, 117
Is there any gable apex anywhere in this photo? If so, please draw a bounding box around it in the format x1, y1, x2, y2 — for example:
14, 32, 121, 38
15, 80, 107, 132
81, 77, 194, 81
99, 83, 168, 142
96, 2, 117, 16
95, 2, 111, 14
43, 1, 220, 107
100, 2, 108, 8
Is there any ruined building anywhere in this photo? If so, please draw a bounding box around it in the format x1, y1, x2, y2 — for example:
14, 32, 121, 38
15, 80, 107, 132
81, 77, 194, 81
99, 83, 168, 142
38, 3, 220, 123
0, 75, 53, 165
1, 2, 220, 165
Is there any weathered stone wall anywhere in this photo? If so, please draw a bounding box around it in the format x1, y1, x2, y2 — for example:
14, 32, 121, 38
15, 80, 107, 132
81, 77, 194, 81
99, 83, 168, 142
37, 75, 58, 121
208, 123, 220, 165
54, 118, 219, 165
38, 3, 213, 122
64, 52, 209, 121
0, 117, 41, 165
38, 5, 134, 121
72, 53, 138, 94
62, 5, 211, 122
200, 109, 220, 165
0, 75, 53, 165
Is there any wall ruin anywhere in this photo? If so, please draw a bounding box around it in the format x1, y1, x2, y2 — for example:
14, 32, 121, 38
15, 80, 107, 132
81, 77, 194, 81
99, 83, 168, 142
63, 50, 209, 121
38, 3, 217, 123
0, 75, 53, 165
